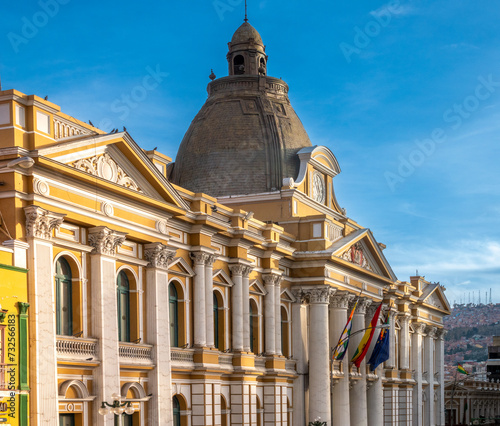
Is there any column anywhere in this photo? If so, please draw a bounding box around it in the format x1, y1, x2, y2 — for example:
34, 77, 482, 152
24, 205, 65, 425
435, 328, 446, 426
424, 326, 437, 426
242, 266, 252, 352
88, 226, 126, 426
263, 275, 279, 355
191, 251, 208, 347
399, 314, 411, 370
308, 287, 333, 425
291, 290, 308, 426
349, 297, 372, 426
412, 322, 426, 426
205, 254, 217, 348
230, 265, 246, 352
366, 304, 384, 426
329, 292, 354, 426
275, 278, 282, 355
144, 243, 176, 425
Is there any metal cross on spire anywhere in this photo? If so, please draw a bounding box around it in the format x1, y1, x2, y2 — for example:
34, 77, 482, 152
244, 0, 248, 22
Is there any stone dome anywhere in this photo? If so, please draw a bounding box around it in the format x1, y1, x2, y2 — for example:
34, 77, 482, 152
169, 23, 312, 198
231, 22, 263, 46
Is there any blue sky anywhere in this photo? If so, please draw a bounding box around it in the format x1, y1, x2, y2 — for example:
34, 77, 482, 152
2, 0, 500, 305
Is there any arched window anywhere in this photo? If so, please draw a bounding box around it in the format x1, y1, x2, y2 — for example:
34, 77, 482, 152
169, 284, 179, 347
250, 299, 259, 354
214, 293, 220, 350
281, 306, 290, 357
221, 395, 228, 426
234, 55, 245, 75
55, 257, 73, 336
172, 396, 181, 426
256, 396, 263, 426
117, 271, 130, 342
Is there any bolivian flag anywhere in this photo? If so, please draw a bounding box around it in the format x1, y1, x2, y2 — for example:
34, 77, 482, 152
333, 298, 358, 361
351, 303, 383, 368
457, 364, 469, 375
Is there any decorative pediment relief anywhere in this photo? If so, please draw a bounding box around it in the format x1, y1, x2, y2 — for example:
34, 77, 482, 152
425, 291, 445, 310
340, 242, 373, 272
72, 153, 142, 192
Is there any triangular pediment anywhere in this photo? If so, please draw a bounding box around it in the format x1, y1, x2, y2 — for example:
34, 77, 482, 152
169, 257, 195, 277
330, 229, 397, 281
280, 288, 296, 303
37, 132, 189, 212
249, 279, 266, 296
421, 284, 451, 312
213, 269, 234, 287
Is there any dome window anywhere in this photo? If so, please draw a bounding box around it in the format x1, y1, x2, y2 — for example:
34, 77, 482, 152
259, 58, 266, 76
234, 55, 245, 75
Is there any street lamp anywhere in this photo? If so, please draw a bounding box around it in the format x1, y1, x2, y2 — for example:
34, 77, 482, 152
98, 393, 135, 426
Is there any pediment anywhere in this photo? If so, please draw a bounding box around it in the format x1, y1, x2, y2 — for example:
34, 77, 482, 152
421, 285, 451, 312
331, 229, 397, 281
249, 279, 266, 296
213, 269, 234, 287
168, 257, 195, 277
280, 288, 296, 303
37, 132, 189, 211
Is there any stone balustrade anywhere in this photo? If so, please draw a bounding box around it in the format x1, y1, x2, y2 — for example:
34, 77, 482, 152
56, 336, 98, 361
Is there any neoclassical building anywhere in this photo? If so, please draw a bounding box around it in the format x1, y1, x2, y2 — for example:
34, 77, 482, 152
0, 19, 450, 426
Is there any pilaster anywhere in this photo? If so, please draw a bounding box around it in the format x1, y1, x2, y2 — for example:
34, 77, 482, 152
88, 226, 126, 426
191, 251, 210, 348
205, 254, 218, 348
145, 243, 177, 425
263, 274, 281, 355
24, 205, 64, 426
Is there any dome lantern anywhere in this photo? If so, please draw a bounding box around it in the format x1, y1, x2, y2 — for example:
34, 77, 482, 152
227, 22, 268, 77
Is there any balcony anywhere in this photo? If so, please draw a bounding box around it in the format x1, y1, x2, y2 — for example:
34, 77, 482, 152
119, 342, 154, 366
170, 348, 195, 369
56, 336, 98, 362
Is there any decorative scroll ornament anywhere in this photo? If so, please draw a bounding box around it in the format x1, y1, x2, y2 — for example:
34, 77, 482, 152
341, 242, 373, 271
144, 243, 176, 269
88, 226, 126, 256
308, 287, 334, 304
330, 291, 355, 309
190, 251, 210, 266
263, 274, 282, 287
72, 153, 142, 193
24, 205, 65, 240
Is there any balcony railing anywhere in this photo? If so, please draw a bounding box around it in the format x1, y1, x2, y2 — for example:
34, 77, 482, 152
119, 342, 154, 365
56, 336, 98, 362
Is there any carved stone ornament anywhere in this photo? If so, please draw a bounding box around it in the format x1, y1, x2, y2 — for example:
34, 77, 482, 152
308, 287, 334, 304
101, 202, 114, 217
425, 325, 438, 339
229, 264, 252, 277
412, 322, 427, 335
155, 220, 168, 235
435, 328, 447, 340
24, 205, 65, 240
263, 274, 282, 287
341, 242, 373, 272
72, 153, 142, 192
144, 243, 176, 269
33, 178, 50, 196
88, 226, 127, 256
190, 251, 210, 266
349, 297, 372, 314
330, 291, 355, 309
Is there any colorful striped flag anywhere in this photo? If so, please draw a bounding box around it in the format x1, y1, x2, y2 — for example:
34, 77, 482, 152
367, 312, 390, 371
333, 298, 358, 361
457, 363, 469, 375
351, 303, 383, 368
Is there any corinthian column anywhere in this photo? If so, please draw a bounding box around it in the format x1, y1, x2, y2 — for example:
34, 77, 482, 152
349, 297, 372, 426
412, 322, 426, 426
329, 291, 355, 426
435, 328, 447, 426
24, 206, 65, 425
205, 254, 217, 348
263, 274, 281, 355
191, 252, 209, 347
424, 325, 437, 426
144, 243, 176, 425
241, 266, 253, 352
230, 264, 247, 352
88, 226, 127, 426
308, 287, 335, 426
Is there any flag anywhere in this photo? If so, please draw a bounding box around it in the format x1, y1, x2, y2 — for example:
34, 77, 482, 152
457, 364, 469, 375
332, 298, 358, 361
367, 312, 390, 371
351, 303, 383, 368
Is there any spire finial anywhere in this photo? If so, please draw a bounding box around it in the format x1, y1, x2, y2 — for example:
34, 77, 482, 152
244, 0, 248, 22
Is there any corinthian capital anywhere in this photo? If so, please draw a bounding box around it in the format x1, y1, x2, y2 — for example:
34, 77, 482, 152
190, 251, 210, 265
425, 325, 438, 338
412, 322, 427, 335
330, 291, 355, 309
206, 254, 218, 267
145, 243, 176, 269
88, 226, 127, 256
435, 328, 447, 340
307, 287, 335, 304
263, 274, 282, 287
24, 205, 65, 240
229, 264, 252, 277
349, 297, 372, 314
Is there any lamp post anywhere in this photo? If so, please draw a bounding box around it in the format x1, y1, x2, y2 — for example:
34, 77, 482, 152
98, 393, 135, 426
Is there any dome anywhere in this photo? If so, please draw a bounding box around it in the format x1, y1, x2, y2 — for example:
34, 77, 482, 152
231, 22, 263, 46
170, 76, 312, 198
